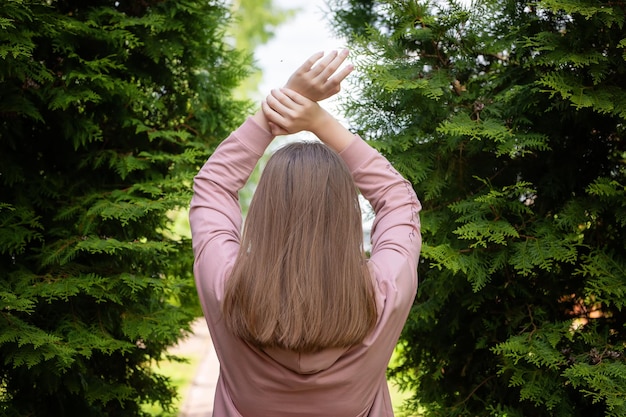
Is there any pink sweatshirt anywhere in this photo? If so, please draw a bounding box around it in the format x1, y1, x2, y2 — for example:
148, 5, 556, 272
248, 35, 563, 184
190, 117, 422, 417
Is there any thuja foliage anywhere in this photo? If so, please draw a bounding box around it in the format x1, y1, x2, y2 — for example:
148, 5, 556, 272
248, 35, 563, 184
329, 0, 626, 416
0, 0, 250, 415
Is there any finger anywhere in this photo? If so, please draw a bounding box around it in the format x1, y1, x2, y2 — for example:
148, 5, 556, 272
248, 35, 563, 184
309, 50, 339, 77
278, 88, 309, 106
295, 51, 324, 74
261, 98, 284, 126
272, 88, 311, 112
326, 63, 354, 86
269, 89, 299, 112
316, 48, 350, 80
266, 89, 302, 121
268, 121, 288, 136
267, 89, 295, 110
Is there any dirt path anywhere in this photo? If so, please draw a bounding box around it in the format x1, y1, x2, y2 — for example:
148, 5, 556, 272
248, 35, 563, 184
172, 319, 219, 417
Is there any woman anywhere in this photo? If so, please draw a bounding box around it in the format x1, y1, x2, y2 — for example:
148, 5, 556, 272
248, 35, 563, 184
190, 50, 422, 417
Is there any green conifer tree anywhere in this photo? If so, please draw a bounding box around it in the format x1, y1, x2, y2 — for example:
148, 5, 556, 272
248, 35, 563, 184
0, 0, 249, 415
329, 0, 625, 416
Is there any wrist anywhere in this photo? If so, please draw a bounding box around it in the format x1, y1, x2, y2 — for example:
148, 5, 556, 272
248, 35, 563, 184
251, 108, 272, 132
310, 110, 354, 153
309, 107, 333, 136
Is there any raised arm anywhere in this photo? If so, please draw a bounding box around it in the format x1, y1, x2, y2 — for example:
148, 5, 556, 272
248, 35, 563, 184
190, 51, 356, 271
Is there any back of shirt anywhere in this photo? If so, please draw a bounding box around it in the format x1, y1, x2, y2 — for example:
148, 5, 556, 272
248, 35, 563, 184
190, 118, 421, 417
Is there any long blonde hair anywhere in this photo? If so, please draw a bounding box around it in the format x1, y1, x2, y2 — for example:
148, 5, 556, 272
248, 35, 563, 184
222, 141, 377, 353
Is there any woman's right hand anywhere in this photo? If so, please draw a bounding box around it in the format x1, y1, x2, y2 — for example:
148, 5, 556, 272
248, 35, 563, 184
283, 49, 353, 102
262, 88, 330, 136
263, 87, 356, 153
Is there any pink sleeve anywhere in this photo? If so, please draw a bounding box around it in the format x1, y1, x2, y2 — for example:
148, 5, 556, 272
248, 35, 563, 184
189, 117, 274, 300
339, 137, 422, 294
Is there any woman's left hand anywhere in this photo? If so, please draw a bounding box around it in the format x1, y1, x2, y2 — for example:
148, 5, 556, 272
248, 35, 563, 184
284, 49, 353, 102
